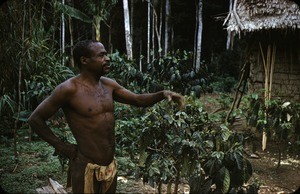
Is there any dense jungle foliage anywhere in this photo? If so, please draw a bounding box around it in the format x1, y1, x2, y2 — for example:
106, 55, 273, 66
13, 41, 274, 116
1, 50, 299, 193
1, 0, 299, 193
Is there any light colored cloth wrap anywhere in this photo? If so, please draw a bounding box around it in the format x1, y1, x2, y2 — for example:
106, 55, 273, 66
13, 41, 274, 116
84, 159, 117, 193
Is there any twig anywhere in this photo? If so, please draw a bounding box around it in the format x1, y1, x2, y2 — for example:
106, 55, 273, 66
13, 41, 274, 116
147, 147, 163, 152
13, 163, 18, 173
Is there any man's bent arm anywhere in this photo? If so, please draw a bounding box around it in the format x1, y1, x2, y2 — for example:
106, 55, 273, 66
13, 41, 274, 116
28, 83, 77, 158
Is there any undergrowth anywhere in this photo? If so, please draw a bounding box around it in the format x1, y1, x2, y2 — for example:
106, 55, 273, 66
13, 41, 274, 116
0, 139, 67, 193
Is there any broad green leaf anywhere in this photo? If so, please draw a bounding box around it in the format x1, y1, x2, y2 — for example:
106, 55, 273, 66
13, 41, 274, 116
215, 167, 230, 194
138, 149, 148, 167
57, 2, 92, 23
234, 152, 243, 170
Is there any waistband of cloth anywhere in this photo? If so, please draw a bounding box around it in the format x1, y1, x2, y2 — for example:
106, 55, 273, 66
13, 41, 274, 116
84, 158, 117, 193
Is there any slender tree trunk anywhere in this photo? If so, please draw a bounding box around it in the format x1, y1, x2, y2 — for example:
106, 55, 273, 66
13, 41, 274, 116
171, 26, 174, 54
109, 17, 113, 54
159, 0, 163, 53
164, 0, 170, 56
147, 0, 151, 63
61, 0, 65, 65
67, 0, 74, 67
151, 0, 155, 61
108, 12, 117, 54
130, 0, 134, 47
123, 0, 133, 60
94, 16, 101, 41
194, 0, 203, 72
68, 16, 74, 67
152, 5, 162, 58
14, 0, 27, 163
139, 40, 142, 71
193, 0, 198, 69
51, 1, 55, 47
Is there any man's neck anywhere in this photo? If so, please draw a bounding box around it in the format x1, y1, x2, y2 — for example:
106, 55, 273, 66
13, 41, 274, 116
78, 72, 102, 86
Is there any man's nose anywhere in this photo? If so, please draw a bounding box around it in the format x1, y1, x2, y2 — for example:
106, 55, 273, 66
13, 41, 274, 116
104, 55, 110, 61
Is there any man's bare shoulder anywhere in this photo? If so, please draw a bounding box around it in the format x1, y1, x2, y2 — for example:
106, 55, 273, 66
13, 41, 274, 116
100, 76, 116, 83
54, 77, 78, 95
100, 76, 120, 87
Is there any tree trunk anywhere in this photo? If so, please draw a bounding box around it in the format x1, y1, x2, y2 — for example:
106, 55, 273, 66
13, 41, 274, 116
68, 16, 74, 67
67, 0, 74, 67
130, 0, 134, 45
194, 0, 203, 72
108, 11, 118, 54
123, 0, 133, 60
94, 15, 101, 41
164, 0, 170, 56
61, 0, 65, 65
109, 16, 113, 54
153, 4, 162, 58
147, 0, 151, 63
139, 40, 142, 71
159, 0, 163, 52
14, 0, 28, 163
151, 0, 155, 61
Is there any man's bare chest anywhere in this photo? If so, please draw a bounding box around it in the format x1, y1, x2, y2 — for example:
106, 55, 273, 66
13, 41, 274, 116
68, 85, 114, 116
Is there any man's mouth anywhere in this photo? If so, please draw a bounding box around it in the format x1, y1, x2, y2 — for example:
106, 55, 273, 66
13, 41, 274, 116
103, 64, 110, 71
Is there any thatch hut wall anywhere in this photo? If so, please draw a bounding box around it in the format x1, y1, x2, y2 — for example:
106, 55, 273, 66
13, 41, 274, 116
248, 31, 300, 101
224, 0, 300, 101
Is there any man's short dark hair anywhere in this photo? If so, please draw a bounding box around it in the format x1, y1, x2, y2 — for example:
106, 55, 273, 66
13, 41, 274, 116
73, 40, 98, 69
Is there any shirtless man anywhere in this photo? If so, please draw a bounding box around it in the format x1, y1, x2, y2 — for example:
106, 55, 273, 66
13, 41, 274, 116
28, 40, 184, 193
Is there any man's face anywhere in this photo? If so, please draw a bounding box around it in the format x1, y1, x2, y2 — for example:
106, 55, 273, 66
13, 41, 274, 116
83, 42, 110, 75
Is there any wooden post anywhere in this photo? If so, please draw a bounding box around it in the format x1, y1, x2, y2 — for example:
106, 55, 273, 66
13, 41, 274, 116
259, 42, 276, 151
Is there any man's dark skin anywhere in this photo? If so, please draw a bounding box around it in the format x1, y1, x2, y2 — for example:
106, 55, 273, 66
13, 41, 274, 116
28, 40, 184, 193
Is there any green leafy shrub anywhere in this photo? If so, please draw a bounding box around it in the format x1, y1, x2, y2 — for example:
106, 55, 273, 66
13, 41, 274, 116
246, 94, 300, 165
246, 94, 300, 141
108, 51, 212, 97
210, 76, 237, 93
115, 96, 253, 193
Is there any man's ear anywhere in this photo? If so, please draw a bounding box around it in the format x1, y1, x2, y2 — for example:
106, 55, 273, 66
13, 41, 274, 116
80, 56, 87, 65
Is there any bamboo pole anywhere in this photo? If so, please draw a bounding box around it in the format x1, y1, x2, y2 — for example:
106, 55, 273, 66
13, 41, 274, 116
259, 42, 268, 151
259, 42, 276, 151
269, 43, 276, 99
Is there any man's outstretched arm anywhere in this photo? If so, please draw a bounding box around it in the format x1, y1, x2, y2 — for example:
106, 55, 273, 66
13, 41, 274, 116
105, 78, 185, 108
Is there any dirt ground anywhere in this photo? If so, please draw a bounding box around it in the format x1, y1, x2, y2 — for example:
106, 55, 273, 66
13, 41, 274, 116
245, 141, 300, 194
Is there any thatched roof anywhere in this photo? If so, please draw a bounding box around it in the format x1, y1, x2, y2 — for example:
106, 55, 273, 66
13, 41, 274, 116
224, 0, 300, 33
